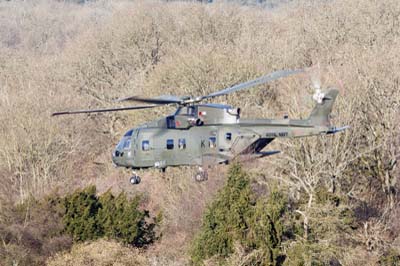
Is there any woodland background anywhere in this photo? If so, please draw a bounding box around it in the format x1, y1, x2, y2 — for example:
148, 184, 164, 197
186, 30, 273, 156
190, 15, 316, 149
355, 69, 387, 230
0, 0, 399, 265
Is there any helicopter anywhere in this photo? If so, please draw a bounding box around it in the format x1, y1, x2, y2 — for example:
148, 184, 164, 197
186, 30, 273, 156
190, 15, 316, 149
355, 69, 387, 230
52, 69, 348, 185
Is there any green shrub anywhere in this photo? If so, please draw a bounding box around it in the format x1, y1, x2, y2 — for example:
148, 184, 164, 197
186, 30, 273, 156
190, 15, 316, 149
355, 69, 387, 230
190, 163, 288, 266
0, 186, 159, 265
63, 186, 158, 247
63, 186, 102, 242
190, 163, 253, 264
98, 191, 158, 247
245, 191, 287, 265
283, 241, 342, 266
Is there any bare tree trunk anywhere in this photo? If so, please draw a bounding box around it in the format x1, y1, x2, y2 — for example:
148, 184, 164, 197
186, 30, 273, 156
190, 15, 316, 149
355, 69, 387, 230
296, 210, 309, 240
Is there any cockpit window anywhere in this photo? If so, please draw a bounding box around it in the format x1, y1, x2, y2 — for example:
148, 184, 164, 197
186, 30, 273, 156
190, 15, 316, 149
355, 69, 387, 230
124, 129, 134, 137
114, 129, 135, 152
123, 138, 131, 150
116, 140, 124, 151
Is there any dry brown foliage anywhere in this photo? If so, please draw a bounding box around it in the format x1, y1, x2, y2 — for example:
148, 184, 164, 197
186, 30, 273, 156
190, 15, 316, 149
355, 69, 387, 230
0, 0, 399, 264
47, 239, 148, 266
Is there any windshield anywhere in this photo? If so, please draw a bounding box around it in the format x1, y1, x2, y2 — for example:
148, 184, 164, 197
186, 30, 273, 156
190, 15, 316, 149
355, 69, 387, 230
116, 129, 135, 151
124, 129, 134, 137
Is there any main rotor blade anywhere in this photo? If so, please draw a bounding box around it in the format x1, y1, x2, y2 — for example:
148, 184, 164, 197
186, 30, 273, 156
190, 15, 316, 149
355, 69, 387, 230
51, 105, 159, 116
116, 95, 183, 105
203, 69, 304, 99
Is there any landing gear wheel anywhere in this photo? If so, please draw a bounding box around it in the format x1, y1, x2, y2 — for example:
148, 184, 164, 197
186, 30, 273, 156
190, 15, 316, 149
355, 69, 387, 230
129, 175, 141, 185
193, 167, 208, 182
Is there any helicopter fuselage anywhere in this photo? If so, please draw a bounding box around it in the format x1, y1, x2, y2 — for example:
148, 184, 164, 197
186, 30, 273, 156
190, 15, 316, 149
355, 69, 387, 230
111, 103, 332, 170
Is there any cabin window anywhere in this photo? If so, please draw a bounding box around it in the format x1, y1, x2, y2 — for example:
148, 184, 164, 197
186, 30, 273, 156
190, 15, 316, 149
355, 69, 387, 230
225, 132, 232, 141
166, 139, 174, 150
142, 140, 150, 151
178, 138, 186, 149
209, 137, 217, 148
123, 138, 131, 150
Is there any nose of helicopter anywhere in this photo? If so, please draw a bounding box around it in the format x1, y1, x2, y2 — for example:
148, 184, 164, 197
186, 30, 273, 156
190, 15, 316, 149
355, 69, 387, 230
112, 149, 120, 166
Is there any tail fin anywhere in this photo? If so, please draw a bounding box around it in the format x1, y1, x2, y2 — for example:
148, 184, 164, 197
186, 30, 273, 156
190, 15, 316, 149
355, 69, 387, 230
308, 88, 339, 127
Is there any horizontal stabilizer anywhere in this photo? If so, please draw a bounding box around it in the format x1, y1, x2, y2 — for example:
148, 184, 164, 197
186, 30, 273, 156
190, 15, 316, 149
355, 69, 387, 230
327, 125, 350, 134
256, 150, 281, 158
237, 150, 281, 162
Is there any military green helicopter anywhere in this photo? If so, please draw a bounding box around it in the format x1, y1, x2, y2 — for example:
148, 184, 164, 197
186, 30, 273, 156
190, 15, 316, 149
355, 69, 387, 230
52, 69, 348, 185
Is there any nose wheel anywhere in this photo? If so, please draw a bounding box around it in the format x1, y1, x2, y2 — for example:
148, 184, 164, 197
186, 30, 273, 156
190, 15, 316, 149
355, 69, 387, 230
129, 173, 141, 185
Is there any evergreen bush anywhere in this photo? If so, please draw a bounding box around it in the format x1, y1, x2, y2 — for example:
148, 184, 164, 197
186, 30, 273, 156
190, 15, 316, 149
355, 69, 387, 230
63, 186, 158, 247
190, 163, 288, 265
63, 186, 102, 242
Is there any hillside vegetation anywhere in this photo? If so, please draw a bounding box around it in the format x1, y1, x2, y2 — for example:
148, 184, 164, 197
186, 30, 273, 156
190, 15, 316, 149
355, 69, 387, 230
0, 0, 399, 265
